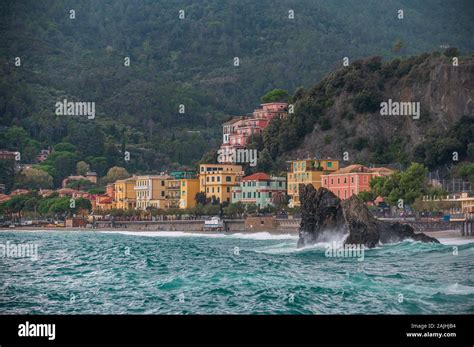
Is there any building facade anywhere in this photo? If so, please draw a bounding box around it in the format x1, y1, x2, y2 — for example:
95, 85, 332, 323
134, 175, 171, 210
179, 179, 200, 209
62, 171, 97, 188
287, 158, 340, 206
199, 164, 244, 204
165, 179, 181, 209
114, 177, 136, 210
220, 102, 288, 156
232, 172, 286, 208
322, 165, 393, 200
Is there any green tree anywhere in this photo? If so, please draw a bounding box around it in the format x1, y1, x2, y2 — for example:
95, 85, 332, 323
444, 47, 460, 57
101, 166, 130, 184
357, 190, 375, 204
0, 158, 16, 192
245, 203, 258, 215
260, 89, 289, 103
89, 157, 108, 177
54, 142, 76, 153
43, 151, 80, 185
16, 167, 53, 190
76, 161, 90, 175
223, 202, 245, 217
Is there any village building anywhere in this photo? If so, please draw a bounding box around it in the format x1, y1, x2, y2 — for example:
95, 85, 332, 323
322, 165, 393, 199
287, 158, 340, 206
199, 164, 244, 204
231, 172, 286, 208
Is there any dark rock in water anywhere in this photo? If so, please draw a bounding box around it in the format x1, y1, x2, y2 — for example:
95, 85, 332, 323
297, 185, 439, 248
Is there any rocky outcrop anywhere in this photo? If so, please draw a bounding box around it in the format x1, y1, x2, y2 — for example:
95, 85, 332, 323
297, 185, 439, 248
291, 55, 474, 163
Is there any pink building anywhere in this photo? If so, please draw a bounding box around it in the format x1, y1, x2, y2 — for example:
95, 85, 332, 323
220, 102, 288, 154
322, 165, 393, 200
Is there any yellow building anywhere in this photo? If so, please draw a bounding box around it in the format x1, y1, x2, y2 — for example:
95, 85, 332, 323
134, 175, 171, 210
165, 179, 181, 209
114, 177, 136, 210
287, 158, 340, 206
199, 164, 244, 204
179, 179, 200, 209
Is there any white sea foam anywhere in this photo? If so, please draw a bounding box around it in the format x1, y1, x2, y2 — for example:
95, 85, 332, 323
443, 283, 474, 295
98, 230, 298, 240
437, 237, 474, 246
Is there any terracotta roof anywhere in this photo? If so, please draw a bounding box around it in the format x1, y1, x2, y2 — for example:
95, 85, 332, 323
0, 194, 11, 203
332, 165, 369, 174
242, 172, 271, 181
329, 165, 394, 175
370, 167, 394, 173
97, 196, 113, 203
223, 117, 242, 125
11, 189, 29, 195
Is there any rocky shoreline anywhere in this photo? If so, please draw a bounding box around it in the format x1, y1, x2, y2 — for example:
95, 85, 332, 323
298, 185, 439, 248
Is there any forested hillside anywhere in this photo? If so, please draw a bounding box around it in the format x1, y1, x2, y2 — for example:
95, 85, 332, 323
246, 52, 473, 178
0, 0, 473, 182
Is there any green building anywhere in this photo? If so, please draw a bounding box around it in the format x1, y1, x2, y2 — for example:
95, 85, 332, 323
170, 170, 197, 180
231, 172, 286, 208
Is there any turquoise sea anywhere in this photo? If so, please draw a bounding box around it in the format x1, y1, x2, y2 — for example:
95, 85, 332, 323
0, 230, 473, 314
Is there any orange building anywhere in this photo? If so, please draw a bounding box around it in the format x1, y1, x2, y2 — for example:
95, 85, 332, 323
322, 165, 393, 200
287, 158, 340, 206
199, 164, 244, 204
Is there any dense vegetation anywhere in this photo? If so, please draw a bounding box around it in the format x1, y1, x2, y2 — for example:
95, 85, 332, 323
247, 52, 474, 181
1, 0, 473, 190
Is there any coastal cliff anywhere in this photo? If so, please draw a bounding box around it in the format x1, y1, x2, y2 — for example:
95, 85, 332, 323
297, 184, 439, 248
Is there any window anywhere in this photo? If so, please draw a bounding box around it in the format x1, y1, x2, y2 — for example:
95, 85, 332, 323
212, 187, 215, 193
227, 187, 230, 192
344, 178, 347, 183
258, 192, 261, 198
351, 177, 354, 183
206, 177, 209, 182
226, 176, 231, 182
161, 191, 165, 197
161, 181, 165, 186
327, 162, 332, 168
253, 192, 256, 198
217, 176, 221, 182
212, 177, 215, 182
217, 187, 220, 193
182, 181, 185, 186
337, 178, 340, 184
182, 191, 185, 196
331, 179, 334, 184
206, 188, 209, 193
